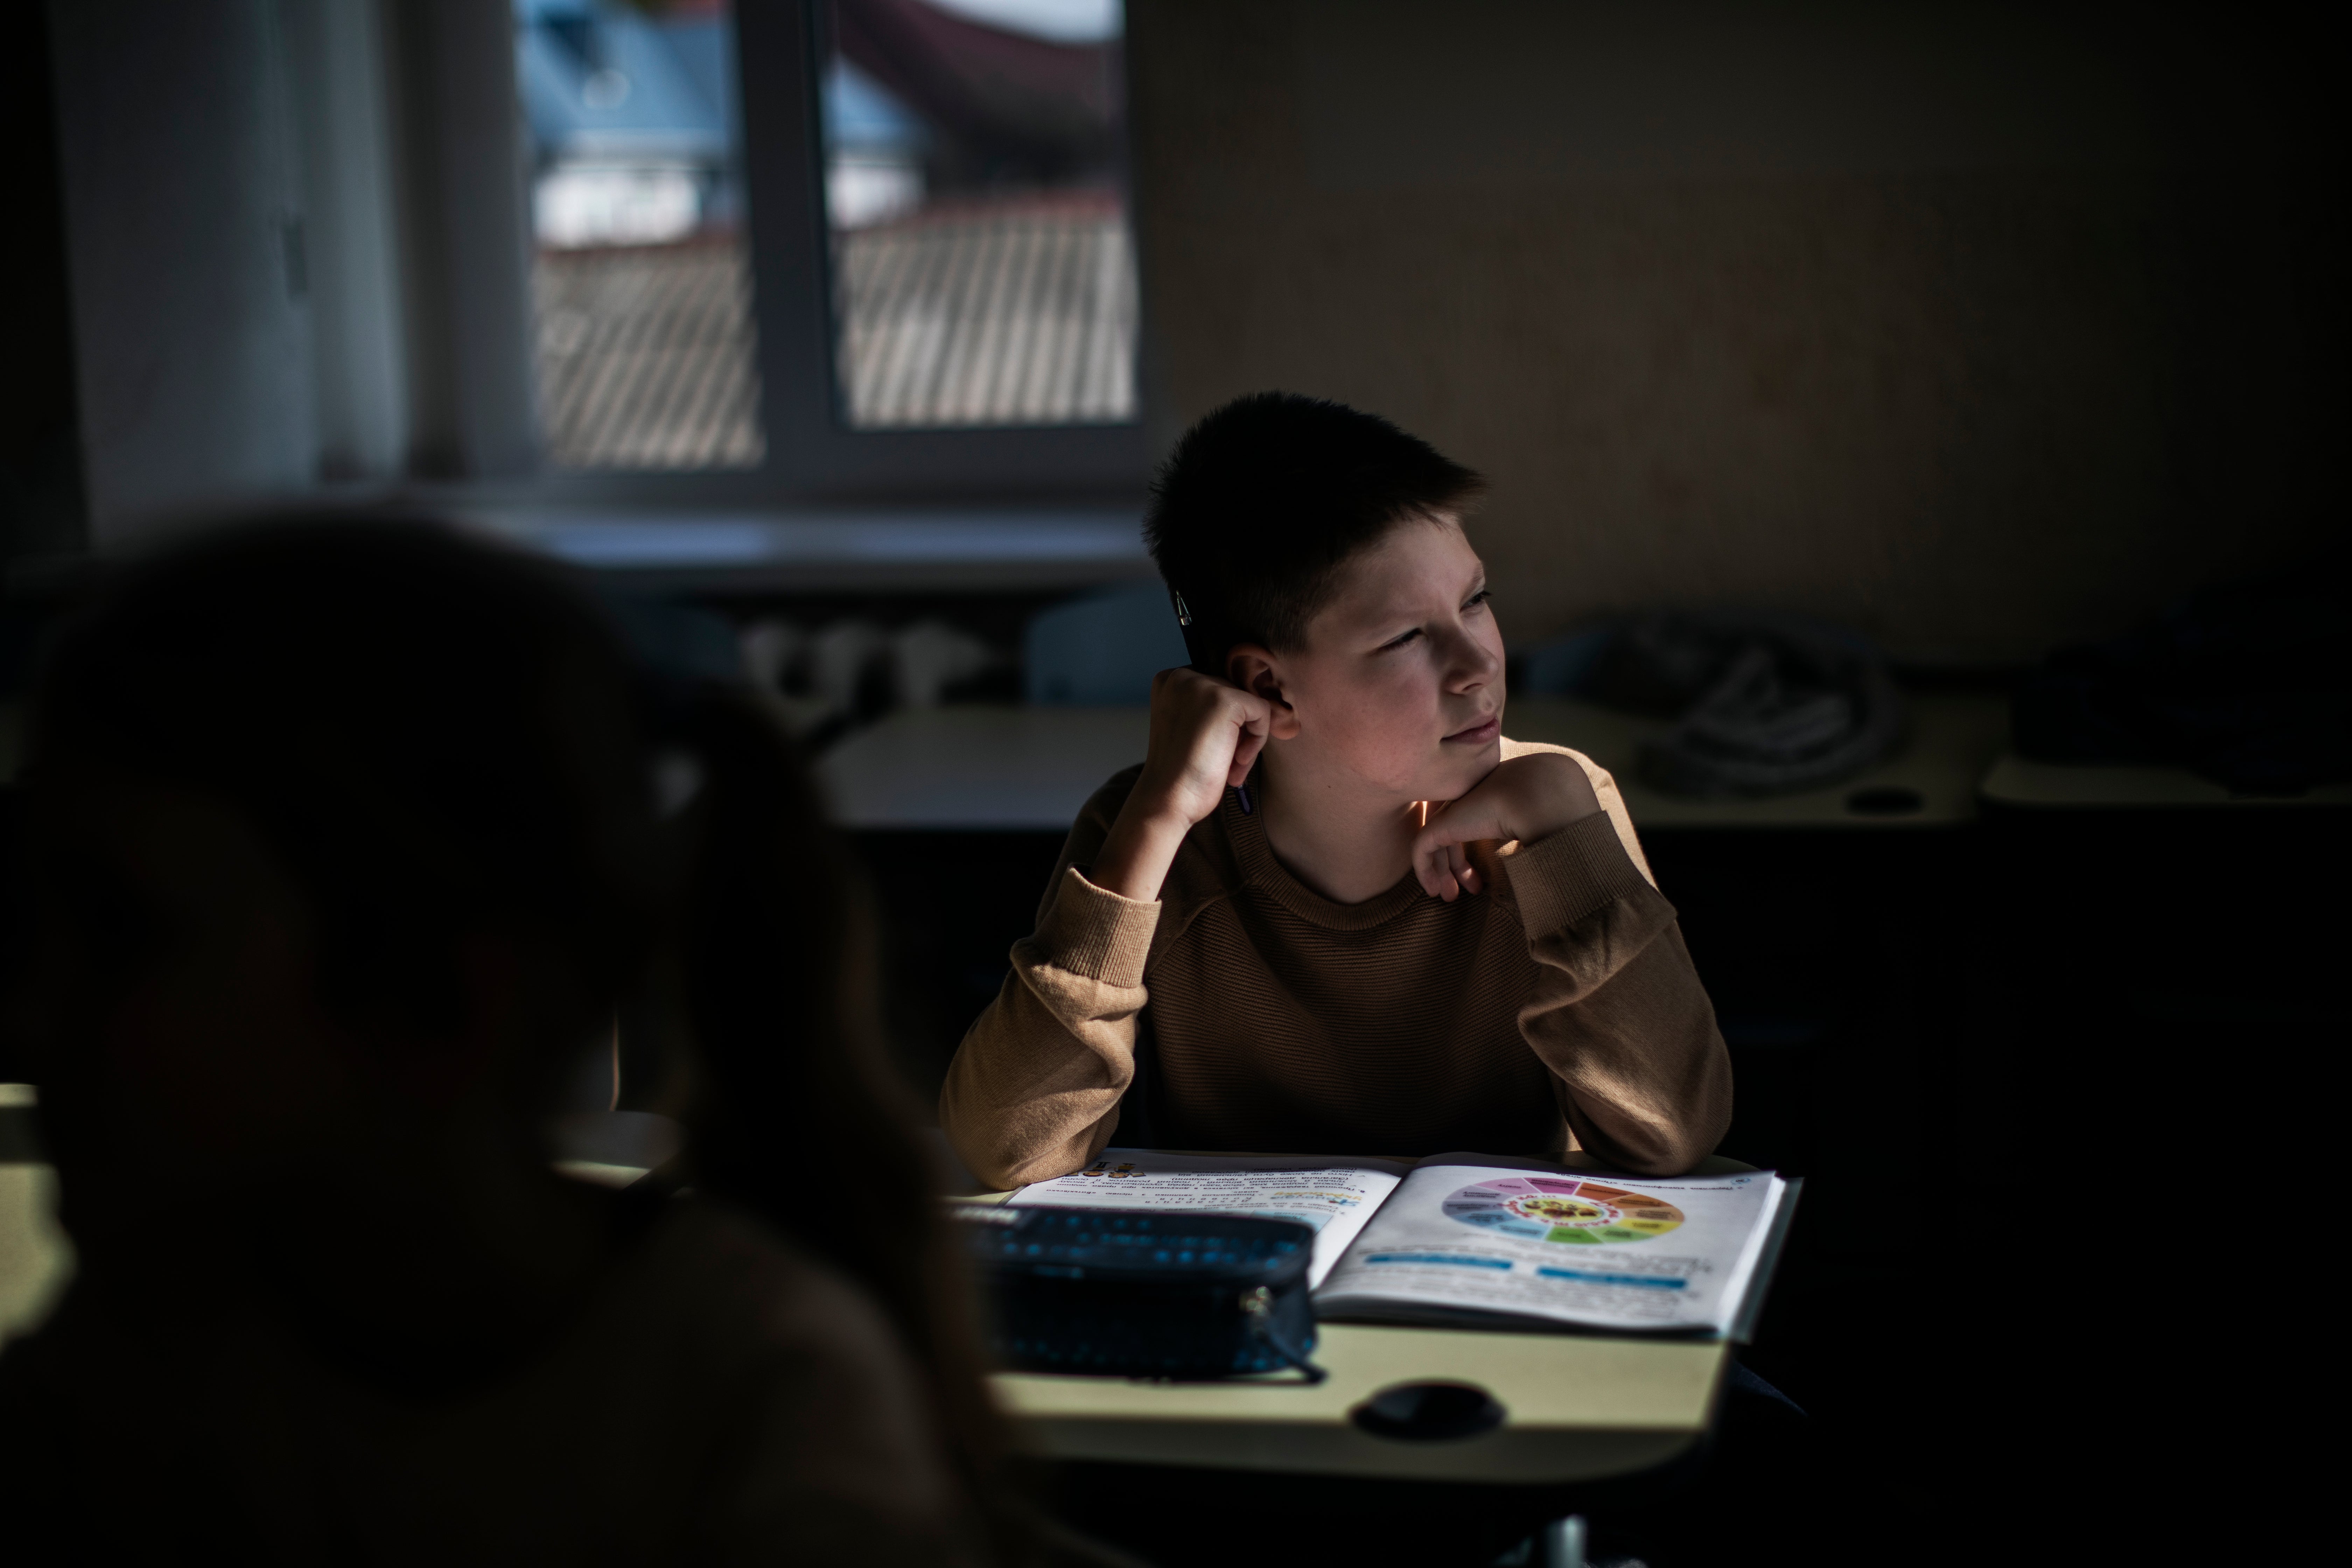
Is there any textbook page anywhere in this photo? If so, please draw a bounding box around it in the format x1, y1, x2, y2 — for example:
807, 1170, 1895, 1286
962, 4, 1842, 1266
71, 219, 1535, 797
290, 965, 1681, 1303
1313, 1159, 1788, 1334
1007, 1150, 1412, 1288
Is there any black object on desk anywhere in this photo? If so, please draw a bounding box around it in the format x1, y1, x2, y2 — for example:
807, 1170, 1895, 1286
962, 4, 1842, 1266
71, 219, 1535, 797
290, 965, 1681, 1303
957, 1206, 1325, 1381
1350, 1381, 1508, 1442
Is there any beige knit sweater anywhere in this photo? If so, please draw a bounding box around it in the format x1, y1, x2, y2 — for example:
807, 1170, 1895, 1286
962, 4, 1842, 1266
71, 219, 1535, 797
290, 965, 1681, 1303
940, 741, 1732, 1190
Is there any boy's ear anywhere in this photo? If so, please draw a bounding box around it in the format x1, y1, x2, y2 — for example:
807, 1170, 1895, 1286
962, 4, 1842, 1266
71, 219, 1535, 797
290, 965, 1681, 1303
1226, 646, 1304, 740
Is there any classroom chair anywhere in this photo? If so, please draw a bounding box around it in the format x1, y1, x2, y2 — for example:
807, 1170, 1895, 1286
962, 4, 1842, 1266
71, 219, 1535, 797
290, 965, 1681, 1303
1025, 580, 1190, 705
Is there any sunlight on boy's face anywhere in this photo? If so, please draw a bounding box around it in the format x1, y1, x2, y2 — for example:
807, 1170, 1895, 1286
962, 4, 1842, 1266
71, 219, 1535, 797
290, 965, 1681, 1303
1269, 517, 1505, 803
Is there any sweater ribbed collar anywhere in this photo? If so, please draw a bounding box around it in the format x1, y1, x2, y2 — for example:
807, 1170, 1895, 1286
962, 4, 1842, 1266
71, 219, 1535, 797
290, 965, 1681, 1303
1219, 763, 1433, 932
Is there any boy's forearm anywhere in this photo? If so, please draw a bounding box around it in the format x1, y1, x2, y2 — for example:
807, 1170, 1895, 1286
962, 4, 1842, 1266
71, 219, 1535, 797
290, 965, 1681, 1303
1087, 791, 1193, 903
940, 861, 1161, 1189
1548, 928, 1733, 1174
941, 967, 1135, 1189
1498, 752, 1605, 845
1507, 813, 1732, 1172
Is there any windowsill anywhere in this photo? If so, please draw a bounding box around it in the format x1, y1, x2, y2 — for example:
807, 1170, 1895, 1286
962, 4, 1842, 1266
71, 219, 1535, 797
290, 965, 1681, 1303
465, 503, 1154, 592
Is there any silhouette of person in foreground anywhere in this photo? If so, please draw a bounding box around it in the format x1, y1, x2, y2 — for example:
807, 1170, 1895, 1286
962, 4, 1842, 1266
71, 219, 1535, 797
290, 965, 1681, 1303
0, 519, 1032, 1564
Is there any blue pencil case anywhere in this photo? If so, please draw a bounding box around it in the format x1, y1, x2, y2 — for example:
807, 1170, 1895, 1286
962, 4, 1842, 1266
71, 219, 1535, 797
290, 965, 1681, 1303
954, 1205, 1326, 1382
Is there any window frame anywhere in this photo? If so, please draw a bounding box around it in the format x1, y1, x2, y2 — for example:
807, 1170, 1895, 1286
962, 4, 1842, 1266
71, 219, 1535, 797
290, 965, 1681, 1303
491, 0, 1150, 508
740, 0, 1147, 497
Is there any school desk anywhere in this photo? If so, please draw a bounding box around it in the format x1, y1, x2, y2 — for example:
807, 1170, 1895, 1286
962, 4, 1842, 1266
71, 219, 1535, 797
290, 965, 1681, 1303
961, 1148, 1760, 1485
818, 692, 2011, 833
1979, 752, 2352, 809
818, 704, 1148, 831
568, 1136, 1748, 1484
991, 1319, 1723, 1483
0, 1087, 69, 1348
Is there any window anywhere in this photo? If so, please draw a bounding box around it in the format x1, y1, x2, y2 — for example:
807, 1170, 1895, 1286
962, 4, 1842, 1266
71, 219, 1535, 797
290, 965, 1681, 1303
512, 0, 1145, 497
42, 0, 1149, 544
518, 0, 763, 470
813, 0, 1138, 429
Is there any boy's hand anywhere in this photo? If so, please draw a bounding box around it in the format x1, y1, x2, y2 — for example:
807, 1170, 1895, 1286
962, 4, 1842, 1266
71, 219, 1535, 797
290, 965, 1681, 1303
1135, 667, 1277, 826
1090, 668, 1276, 902
1410, 752, 1603, 901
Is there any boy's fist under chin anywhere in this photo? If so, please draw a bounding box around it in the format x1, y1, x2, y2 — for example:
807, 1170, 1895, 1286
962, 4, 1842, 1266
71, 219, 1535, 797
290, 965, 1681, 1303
1410, 752, 1604, 902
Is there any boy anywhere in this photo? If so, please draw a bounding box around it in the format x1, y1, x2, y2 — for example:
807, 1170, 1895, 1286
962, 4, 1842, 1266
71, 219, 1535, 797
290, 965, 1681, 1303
941, 394, 1731, 1190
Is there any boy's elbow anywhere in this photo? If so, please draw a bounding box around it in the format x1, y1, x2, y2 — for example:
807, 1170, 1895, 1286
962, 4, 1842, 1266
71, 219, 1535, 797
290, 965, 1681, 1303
1598, 1128, 1713, 1178
1648, 1075, 1736, 1174
1628, 1029, 1735, 1175
952, 1138, 1088, 1194
1580, 1095, 1731, 1178
937, 1100, 1020, 1193
1647, 1117, 1729, 1177
938, 1097, 1099, 1192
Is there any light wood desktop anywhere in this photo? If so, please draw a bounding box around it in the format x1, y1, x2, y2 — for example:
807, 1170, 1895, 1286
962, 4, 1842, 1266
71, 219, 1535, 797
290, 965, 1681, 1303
1980, 752, 2352, 810
819, 692, 2012, 834
819, 705, 1152, 832
992, 1320, 1721, 1483
0, 1087, 71, 1349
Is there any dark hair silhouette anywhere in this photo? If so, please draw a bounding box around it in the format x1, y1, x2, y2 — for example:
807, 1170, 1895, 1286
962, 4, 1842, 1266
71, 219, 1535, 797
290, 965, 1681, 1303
1145, 391, 1486, 673
23, 517, 1015, 1550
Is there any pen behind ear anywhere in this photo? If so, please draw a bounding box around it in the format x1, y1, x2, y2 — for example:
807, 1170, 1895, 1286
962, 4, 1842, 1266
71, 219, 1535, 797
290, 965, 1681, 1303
1169, 585, 1217, 680
1169, 584, 1257, 816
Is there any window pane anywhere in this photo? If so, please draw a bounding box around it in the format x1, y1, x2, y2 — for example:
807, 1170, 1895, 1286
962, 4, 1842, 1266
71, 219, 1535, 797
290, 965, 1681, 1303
519, 0, 763, 469
818, 0, 1138, 429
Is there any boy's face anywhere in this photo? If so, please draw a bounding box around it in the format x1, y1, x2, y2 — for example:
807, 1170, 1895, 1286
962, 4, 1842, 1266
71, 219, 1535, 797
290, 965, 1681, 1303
1243, 516, 1505, 805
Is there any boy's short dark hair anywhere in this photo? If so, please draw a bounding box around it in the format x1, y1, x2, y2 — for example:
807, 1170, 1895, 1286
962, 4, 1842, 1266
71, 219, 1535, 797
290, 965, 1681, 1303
1144, 392, 1485, 668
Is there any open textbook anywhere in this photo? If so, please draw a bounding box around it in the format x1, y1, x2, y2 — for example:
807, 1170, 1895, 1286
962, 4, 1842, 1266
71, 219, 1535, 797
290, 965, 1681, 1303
1005, 1150, 1800, 1338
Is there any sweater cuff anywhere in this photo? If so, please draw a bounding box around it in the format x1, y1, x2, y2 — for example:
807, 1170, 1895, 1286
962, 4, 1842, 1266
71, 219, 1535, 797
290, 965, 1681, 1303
1506, 810, 1657, 937
1032, 866, 1161, 986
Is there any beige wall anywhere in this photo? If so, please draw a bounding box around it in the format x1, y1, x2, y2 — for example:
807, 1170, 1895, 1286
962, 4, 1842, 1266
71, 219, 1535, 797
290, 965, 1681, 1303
1127, 1, 2342, 665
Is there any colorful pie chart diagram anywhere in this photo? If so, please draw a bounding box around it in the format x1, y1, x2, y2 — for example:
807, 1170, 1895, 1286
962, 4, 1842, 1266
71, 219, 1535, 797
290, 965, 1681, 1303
1441, 1176, 1684, 1245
